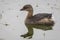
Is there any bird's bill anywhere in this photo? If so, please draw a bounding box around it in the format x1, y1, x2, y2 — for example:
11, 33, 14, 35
20, 8, 24, 11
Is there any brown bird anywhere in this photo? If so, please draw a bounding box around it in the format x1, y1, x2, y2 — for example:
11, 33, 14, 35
20, 4, 55, 39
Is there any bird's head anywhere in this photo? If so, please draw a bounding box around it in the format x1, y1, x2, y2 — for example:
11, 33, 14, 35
20, 4, 33, 11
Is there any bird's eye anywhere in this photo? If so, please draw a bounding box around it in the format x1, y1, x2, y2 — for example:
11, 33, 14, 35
24, 7, 28, 9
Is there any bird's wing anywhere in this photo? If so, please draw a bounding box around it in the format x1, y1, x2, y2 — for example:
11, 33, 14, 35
30, 13, 52, 22
34, 13, 52, 19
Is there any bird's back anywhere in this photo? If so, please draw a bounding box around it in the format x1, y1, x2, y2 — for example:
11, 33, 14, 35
34, 13, 52, 18
30, 13, 52, 22
25, 13, 54, 25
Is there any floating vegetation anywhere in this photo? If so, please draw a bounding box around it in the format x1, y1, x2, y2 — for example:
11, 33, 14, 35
0, 23, 9, 26
36, 5, 38, 7
8, 8, 11, 10
47, 3, 50, 5
2, 10, 4, 13
17, 16, 19, 18
0, 14, 2, 19
4, 24, 9, 26
54, 4, 56, 6
51, 7, 54, 9
1, 0, 5, 2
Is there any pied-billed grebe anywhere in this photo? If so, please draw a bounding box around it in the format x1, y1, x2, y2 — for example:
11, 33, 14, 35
20, 4, 55, 39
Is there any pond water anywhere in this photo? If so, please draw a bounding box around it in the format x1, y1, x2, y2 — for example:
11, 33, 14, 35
0, 0, 60, 40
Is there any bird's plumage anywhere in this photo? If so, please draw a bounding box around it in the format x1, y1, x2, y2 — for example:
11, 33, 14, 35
20, 4, 55, 39
30, 13, 52, 22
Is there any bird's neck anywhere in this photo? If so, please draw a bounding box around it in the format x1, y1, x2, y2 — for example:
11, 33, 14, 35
26, 10, 33, 19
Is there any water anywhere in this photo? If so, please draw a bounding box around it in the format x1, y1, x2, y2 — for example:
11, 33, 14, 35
0, 0, 60, 40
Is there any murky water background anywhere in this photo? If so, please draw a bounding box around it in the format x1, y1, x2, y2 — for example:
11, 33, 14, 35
0, 0, 60, 40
